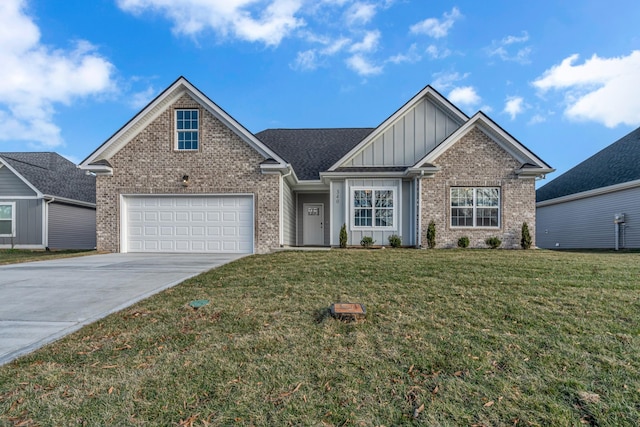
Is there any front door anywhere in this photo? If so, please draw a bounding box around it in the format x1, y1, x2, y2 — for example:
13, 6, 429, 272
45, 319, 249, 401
303, 203, 324, 246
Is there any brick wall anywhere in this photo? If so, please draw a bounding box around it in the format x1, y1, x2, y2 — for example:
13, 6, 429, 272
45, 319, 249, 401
421, 127, 536, 249
96, 93, 280, 253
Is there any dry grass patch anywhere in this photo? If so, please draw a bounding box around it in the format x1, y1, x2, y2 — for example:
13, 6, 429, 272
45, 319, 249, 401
1, 249, 639, 425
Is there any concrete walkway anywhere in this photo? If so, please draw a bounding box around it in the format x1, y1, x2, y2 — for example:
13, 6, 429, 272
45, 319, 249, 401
0, 253, 245, 365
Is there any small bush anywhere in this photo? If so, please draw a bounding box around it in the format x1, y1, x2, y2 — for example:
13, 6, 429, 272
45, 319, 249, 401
339, 223, 348, 248
521, 222, 532, 250
457, 236, 470, 248
388, 235, 402, 248
426, 220, 436, 249
360, 236, 375, 248
485, 236, 502, 249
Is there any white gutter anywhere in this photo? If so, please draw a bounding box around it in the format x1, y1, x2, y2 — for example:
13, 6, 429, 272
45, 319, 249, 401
536, 178, 640, 207
43, 195, 96, 209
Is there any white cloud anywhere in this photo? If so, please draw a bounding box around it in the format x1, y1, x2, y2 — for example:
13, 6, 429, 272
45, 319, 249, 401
426, 44, 451, 59
345, 2, 376, 26
387, 44, 421, 64
0, 0, 115, 148
291, 49, 318, 71
349, 30, 380, 53
117, 0, 304, 46
528, 114, 546, 125
346, 54, 383, 76
533, 51, 640, 127
129, 85, 158, 109
448, 86, 480, 108
431, 71, 470, 91
410, 7, 461, 39
487, 31, 532, 64
503, 96, 525, 120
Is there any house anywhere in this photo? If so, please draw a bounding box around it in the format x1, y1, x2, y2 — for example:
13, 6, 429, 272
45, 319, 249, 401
79, 76, 553, 254
0, 152, 96, 250
536, 126, 640, 249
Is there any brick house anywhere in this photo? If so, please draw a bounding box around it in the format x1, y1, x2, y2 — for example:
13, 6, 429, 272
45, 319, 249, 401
79, 77, 553, 254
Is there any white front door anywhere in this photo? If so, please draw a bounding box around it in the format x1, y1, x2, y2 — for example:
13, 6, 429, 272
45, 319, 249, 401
303, 203, 324, 246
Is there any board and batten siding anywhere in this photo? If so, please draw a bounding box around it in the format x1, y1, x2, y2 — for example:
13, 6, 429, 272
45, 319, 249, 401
536, 186, 640, 249
282, 179, 296, 246
345, 98, 462, 167
48, 202, 96, 250
0, 198, 43, 246
0, 166, 37, 196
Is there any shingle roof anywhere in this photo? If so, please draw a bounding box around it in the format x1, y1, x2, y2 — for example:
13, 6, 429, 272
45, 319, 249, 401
255, 128, 374, 180
0, 152, 96, 204
536, 126, 640, 202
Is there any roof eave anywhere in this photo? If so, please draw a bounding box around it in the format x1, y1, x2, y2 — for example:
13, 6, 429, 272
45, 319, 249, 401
43, 194, 96, 208
537, 178, 640, 207
515, 167, 556, 179
78, 164, 113, 176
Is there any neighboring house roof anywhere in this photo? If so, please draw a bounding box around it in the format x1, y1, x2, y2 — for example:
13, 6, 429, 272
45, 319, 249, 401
0, 152, 96, 204
256, 128, 374, 180
536, 126, 640, 202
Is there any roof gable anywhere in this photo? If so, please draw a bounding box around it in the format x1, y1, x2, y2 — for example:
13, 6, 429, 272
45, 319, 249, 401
80, 76, 286, 172
0, 152, 95, 203
415, 112, 553, 177
537, 126, 640, 202
330, 85, 468, 170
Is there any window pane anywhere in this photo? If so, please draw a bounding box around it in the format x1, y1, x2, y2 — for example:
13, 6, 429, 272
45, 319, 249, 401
376, 208, 393, 227
375, 190, 393, 208
0, 221, 10, 235
354, 190, 372, 207
451, 188, 473, 206
477, 188, 499, 207
451, 207, 473, 227
354, 208, 372, 226
0, 205, 11, 220
477, 208, 499, 227
177, 110, 183, 120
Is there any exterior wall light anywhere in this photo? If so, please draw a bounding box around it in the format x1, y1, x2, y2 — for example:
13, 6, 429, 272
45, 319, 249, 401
182, 175, 190, 187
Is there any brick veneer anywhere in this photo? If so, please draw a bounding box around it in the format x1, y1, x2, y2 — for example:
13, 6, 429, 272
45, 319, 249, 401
96, 93, 280, 254
421, 127, 536, 248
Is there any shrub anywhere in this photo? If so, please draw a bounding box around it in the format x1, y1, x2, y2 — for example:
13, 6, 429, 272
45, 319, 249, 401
521, 222, 532, 250
485, 236, 502, 249
339, 223, 348, 248
457, 236, 470, 248
426, 220, 436, 249
388, 234, 402, 248
360, 236, 375, 248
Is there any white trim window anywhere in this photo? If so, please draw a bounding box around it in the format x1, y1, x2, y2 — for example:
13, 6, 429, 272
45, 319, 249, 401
352, 188, 396, 229
175, 109, 199, 150
0, 202, 16, 237
451, 187, 500, 228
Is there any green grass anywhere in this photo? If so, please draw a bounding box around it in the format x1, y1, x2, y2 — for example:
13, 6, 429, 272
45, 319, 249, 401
0, 249, 96, 265
1, 249, 639, 426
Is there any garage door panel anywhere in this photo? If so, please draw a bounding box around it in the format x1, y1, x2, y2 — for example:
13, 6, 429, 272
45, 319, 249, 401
126, 195, 253, 254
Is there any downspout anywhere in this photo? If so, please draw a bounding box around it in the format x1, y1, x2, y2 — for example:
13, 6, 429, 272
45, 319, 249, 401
279, 167, 293, 247
44, 197, 55, 250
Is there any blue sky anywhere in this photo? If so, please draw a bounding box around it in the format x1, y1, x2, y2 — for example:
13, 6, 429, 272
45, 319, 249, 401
1, 0, 640, 185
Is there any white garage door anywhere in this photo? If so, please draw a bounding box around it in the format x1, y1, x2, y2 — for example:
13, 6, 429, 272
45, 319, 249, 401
124, 195, 253, 253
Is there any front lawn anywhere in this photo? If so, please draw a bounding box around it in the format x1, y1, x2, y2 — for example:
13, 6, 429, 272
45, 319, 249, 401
1, 250, 638, 425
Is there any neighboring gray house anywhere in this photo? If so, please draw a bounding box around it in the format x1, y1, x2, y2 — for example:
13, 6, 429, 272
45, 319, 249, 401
79, 77, 552, 254
0, 152, 96, 250
536, 126, 640, 249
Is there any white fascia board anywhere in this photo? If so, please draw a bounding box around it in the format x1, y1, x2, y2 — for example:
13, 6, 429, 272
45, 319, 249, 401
80, 77, 287, 168
320, 171, 407, 180
414, 112, 550, 170
0, 157, 42, 197
328, 86, 468, 172
43, 195, 96, 208
78, 164, 113, 175
536, 178, 640, 207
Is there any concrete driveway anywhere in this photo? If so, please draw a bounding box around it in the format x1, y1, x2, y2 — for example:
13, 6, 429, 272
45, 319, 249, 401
0, 253, 245, 366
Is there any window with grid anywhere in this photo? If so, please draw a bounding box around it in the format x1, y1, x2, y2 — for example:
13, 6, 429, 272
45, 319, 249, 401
352, 188, 395, 229
176, 109, 199, 150
0, 202, 15, 237
450, 187, 499, 228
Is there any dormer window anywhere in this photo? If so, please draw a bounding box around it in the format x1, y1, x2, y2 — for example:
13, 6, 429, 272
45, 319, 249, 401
176, 109, 199, 151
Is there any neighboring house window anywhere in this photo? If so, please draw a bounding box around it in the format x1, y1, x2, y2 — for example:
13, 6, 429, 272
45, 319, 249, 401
450, 187, 500, 227
0, 202, 15, 237
352, 188, 395, 229
175, 109, 199, 150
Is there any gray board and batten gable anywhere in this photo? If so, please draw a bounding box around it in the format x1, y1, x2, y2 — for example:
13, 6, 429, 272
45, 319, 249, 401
536, 126, 640, 202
